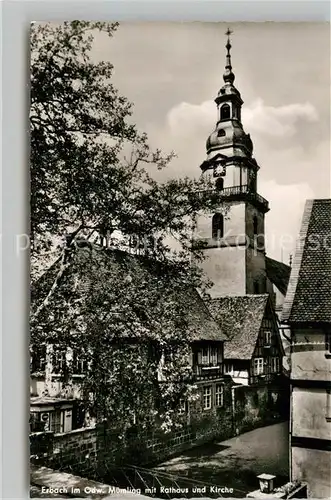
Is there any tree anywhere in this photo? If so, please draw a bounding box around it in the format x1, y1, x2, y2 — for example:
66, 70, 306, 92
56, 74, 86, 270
30, 21, 225, 432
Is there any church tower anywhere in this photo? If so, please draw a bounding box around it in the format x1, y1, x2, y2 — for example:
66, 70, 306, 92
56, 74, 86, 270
195, 29, 270, 298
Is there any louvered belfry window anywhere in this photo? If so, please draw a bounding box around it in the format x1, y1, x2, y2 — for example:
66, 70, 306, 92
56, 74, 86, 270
220, 103, 230, 120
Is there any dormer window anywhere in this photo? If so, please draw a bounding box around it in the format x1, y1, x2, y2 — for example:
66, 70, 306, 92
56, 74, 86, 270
217, 128, 226, 137
265, 330, 272, 345
199, 346, 220, 366
220, 103, 230, 121
201, 348, 209, 365
212, 213, 224, 239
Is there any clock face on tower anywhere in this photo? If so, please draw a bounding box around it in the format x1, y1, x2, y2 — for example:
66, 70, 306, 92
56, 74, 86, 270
213, 162, 226, 177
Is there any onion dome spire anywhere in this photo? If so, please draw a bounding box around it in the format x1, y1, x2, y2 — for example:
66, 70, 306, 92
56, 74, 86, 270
223, 28, 235, 84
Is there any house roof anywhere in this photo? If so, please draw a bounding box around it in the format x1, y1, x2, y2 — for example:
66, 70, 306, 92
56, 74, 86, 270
282, 199, 331, 324
207, 294, 270, 359
265, 256, 291, 296
32, 246, 225, 343
30, 396, 75, 406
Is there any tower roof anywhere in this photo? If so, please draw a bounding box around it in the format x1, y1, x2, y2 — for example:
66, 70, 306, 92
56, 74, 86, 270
204, 28, 253, 160
215, 28, 242, 105
223, 28, 235, 85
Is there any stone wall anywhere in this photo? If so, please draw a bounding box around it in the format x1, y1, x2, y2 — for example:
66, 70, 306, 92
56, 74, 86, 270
30, 416, 231, 477
31, 427, 98, 478
233, 380, 289, 434
291, 447, 331, 499
30, 379, 288, 479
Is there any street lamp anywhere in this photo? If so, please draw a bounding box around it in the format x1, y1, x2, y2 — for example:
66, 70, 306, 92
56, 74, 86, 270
257, 474, 276, 494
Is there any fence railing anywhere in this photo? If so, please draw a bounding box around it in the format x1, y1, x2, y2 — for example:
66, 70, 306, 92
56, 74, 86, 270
199, 185, 269, 211
104, 464, 247, 499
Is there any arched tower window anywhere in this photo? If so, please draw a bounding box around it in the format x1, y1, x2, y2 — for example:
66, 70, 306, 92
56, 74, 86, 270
217, 128, 226, 137
212, 213, 224, 239
215, 177, 224, 191
253, 216, 258, 235
220, 103, 230, 121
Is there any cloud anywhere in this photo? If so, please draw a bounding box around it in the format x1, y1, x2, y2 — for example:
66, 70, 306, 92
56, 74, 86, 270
166, 100, 215, 138
166, 98, 319, 139
261, 179, 315, 261
148, 98, 325, 257
242, 99, 319, 137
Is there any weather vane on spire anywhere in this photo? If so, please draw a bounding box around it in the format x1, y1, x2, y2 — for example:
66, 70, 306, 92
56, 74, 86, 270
223, 27, 235, 84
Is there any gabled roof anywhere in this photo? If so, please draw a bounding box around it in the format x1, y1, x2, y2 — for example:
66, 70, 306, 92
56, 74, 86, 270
31, 246, 225, 343
207, 294, 270, 359
282, 199, 331, 324
265, 256, 291, 296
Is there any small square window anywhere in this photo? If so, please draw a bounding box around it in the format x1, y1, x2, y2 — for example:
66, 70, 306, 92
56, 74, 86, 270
178, 399, 186, 415
201, 348, 209, 365
225, 363, 233, 373
30, 344, 46, 373
210, 347, 218, 366
254, 358, 264, 375
72, 349, 88, 375
265, 331, 272, 345
215, 385, 224, 407
271, 357, 280, 373
52, 347, 66, 374
203, 386, 212, 410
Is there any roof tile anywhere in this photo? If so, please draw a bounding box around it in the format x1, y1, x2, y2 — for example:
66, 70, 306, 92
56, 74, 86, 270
207, 295, 269, 359
282, 199, 331, 323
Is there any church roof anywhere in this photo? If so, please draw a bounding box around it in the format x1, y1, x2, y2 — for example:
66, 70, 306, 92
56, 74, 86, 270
265, 256, 291, 296
31, 246, 225, 343
282, 199, 331, 324
207, 294, 270, 359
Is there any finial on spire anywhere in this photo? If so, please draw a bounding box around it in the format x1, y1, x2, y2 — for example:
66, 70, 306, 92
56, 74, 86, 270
223, 27, 235, 85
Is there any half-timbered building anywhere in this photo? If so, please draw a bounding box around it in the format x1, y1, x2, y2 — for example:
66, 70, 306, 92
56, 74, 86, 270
282, 198, 331, 499
207, 295, 284, 386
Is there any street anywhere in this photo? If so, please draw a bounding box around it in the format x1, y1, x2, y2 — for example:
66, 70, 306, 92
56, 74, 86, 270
154, 422, 289, 497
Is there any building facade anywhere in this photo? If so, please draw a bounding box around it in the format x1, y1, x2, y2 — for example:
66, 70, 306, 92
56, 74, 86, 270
193, 31, 288, 390
30, 248, 233, 437
282, 199, 331, 499
208, 294, 284, 387
195, 30, 269, 299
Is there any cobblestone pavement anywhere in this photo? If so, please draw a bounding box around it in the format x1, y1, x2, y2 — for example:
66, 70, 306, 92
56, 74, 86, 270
154, 421, 289, 497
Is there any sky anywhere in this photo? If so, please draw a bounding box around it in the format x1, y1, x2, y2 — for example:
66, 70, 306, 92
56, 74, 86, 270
92, 22, 330, 262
